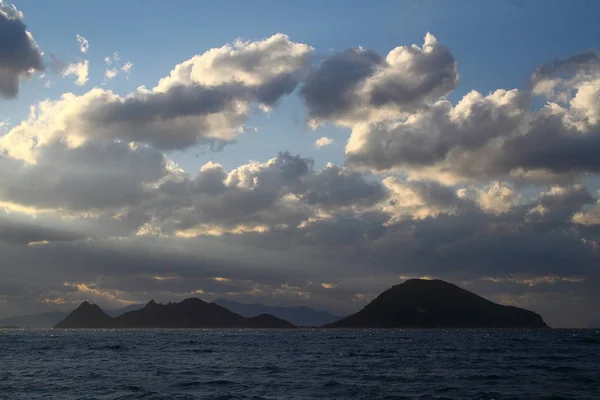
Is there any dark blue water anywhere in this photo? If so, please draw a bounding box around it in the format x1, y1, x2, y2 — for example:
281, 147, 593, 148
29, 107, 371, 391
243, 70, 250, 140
0, 329, 598, 399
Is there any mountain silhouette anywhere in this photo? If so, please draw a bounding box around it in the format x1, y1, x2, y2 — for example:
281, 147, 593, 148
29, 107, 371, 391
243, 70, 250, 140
54, 298, 296, 329
54, 301, 114, 329
214, 298, 344, 326
325, 279, 549, 328
113, 298, 246, 328
245, 313, 296, 329
0, 304, 144, 328
105, 304, 145, 318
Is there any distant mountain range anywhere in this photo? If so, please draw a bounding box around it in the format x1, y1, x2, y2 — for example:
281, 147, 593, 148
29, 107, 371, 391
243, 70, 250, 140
7, 279, 551, 329
0, 304, 144, 328
213, 298, 344, 327
589, 320, 600, 328
326, 279, 549, 329
3, 300, 342, 328
105, 304, 145, 317
54, 298, 296, 329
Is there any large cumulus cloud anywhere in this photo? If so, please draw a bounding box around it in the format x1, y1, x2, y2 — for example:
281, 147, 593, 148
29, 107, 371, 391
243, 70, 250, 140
344, 51, 600, 185
0, 34, 313, 159
301, 33, 458, 127
143, 152, 388, 236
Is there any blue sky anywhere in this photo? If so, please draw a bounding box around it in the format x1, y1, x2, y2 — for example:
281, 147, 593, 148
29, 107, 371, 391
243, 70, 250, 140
1, 0, 600, 327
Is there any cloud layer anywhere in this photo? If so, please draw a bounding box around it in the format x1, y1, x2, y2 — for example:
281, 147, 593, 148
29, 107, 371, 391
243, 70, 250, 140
0, 23, 599, 327
345, 51, 600, 185
1, 34, 313, 160
301, 33, 458, 127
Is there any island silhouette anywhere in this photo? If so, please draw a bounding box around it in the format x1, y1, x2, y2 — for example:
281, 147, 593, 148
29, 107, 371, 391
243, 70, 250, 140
53, 279, 549, 329
0, 305, 145, 329
55, 298, 296, 329
326, 279, 549, 328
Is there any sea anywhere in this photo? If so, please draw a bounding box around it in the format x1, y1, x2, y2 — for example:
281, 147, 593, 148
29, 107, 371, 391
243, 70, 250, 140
0, 329, 598, 400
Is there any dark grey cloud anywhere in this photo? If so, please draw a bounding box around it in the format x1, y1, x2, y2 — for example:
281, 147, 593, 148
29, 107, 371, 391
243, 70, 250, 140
301, 33, 458, 126
368, 42, 456, 108
499, 112, 600, 175
0, 214, 84, 245
526, 184, 596, 224
0, 147, 388, 243
301, 49, 384, 121
84, 84, 248, 150
97, 84, 244, 125
0, 140, 168, 211
532, 51, 600, 90
302, 165, 387, 209
0, 136, 596, 328
395, 179, 473, 214
293, 211, 390, 247
253, 72, 302, 106
344, 89, 530, 180
405, 214, 594, 277
217, 177, 597, 281
0, 1, 44, 98
75, 77, 305, 151
0, 233, 327, 314
272, 151, 314, 180
343, 49, 600, 185
85, 77, 304, 150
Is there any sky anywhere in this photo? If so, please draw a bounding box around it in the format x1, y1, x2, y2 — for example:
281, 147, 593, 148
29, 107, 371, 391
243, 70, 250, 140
1, 0, 599, 328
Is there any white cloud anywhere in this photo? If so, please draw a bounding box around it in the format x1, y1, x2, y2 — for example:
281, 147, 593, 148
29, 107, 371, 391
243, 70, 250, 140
61, 60, 89, 86
155, 33, 313, 91
381, 177, 468, 221
1, 34, 314, 159
104, 52, 132, 80
121, 61, 133, 74
457, 182, 520, 214
314, 136, 333, 149
573, 204, 600, 226
76, 34, 89, 54
104, 68, 117, 79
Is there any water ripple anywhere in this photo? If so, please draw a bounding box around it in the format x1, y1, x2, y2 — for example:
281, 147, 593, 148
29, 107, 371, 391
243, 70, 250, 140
0, 329, 598, 399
